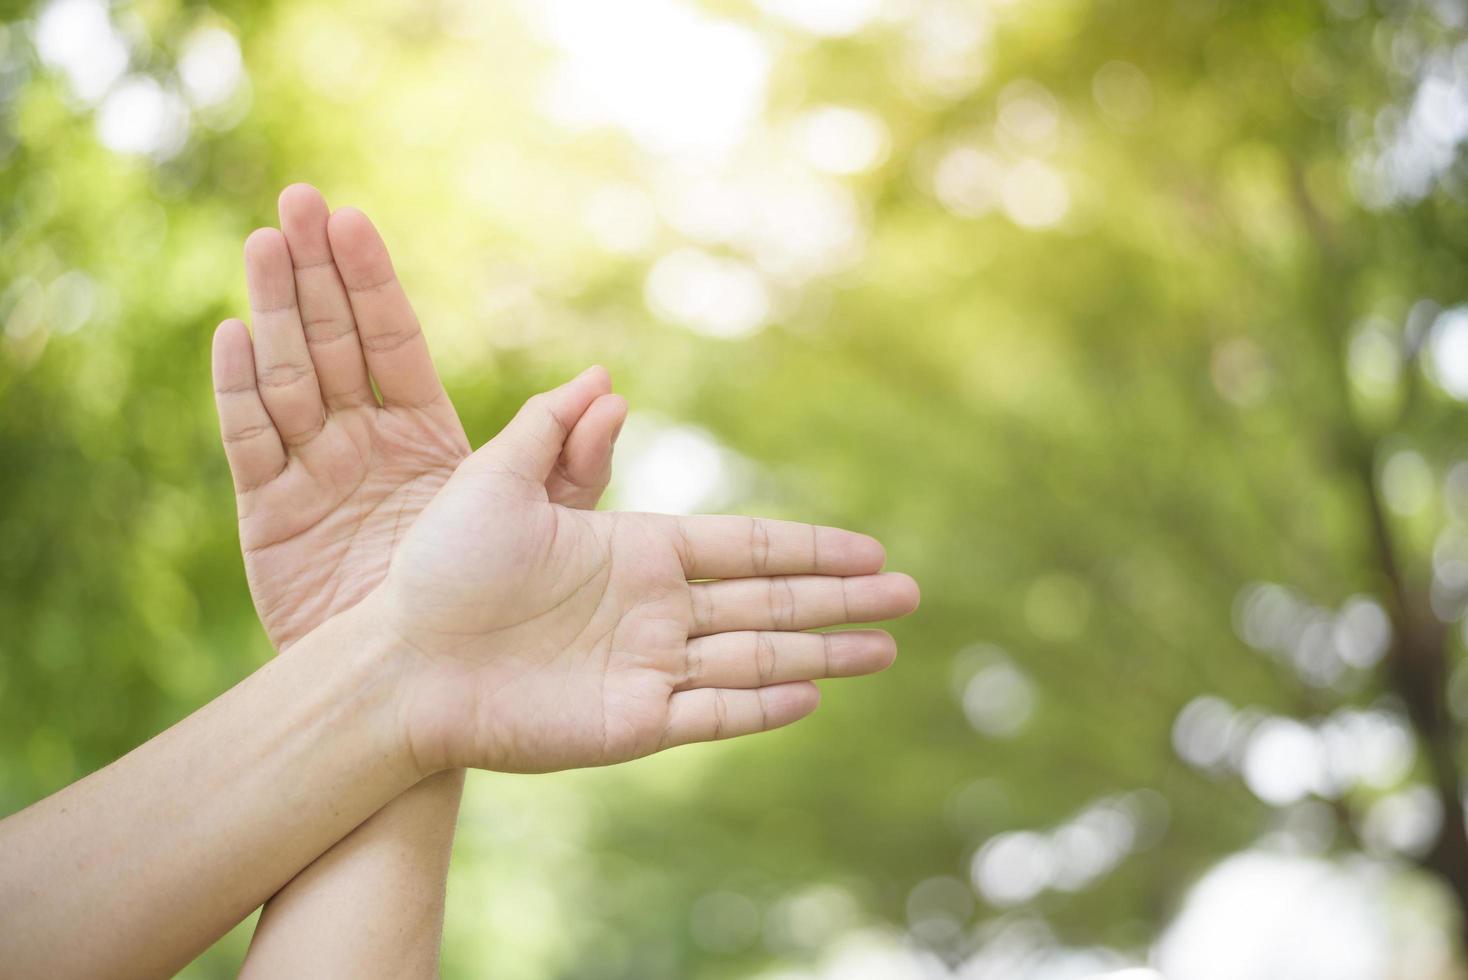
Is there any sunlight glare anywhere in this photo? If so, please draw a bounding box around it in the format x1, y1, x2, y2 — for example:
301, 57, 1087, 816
1001, 159, 1070, 229
607, 416, 740, 515
645, 248, 771, 338
34, 0, 127, 103
177, 27, 243, 108
95, 76, 189, 159
1154, 852, 1393, 980
1241, 717, 1325, 806
792, 106, 889, 176
932, 146, 1004, 218
534, 0, 770, 158
756, 0, 883, 37
1428, 306, 1468, 400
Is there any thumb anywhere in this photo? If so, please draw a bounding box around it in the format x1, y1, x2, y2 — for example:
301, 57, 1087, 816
469, 366, 612, 483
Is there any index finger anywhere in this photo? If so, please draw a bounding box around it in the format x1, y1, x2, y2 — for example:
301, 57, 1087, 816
669, 515, 886, 580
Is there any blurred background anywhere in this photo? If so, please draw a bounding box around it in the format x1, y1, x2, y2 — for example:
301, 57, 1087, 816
3, 0, 1468, 976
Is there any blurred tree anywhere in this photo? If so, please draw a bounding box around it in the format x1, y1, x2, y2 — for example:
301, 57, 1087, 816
5, 0, 1468, 976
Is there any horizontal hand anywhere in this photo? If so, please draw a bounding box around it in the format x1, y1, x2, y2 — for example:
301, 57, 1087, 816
378, 383, 921, 775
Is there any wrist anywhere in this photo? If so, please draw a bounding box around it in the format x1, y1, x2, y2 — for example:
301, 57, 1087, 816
349, 583, 475, 777
297, 595, 432, 783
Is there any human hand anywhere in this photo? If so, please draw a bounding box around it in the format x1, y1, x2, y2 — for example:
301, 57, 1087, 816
212, 185, 626, 649
378, 391, 921, 775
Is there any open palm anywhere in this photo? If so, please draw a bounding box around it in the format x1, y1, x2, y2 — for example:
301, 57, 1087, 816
212, 186, 624, 650
386, 395, 921, 775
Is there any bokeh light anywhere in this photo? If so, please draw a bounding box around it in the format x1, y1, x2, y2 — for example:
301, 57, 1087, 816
7, 0, 1468, 977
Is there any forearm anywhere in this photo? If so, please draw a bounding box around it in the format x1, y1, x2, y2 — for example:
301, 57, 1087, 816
240, 770, 465, 979
0, 603, 422, 980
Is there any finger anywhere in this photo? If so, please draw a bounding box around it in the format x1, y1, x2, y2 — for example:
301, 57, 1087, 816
277, 184, 374, 411
469, 366, 613, 483
677, 629, 896, 691
547, 392, 627, 510
688, 572, 920, 637
244, 227, 327, 448
326, 207, 449, 412
670, 516, 887, 580
212, 319, 287, 492
660, 682, 820, 749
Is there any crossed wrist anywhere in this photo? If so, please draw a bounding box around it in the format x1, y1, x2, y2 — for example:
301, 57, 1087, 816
293, 594, 434, 783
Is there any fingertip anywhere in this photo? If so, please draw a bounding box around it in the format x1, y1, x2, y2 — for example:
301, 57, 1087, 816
855, 533, 887, 571
793, 680, 822, 713
820, 527, 887, 574
877, 641, 898, 672
325, 207, 386, 274
555, 393, 626, 498
609, 403, 628, 446
544, 370, 615, 429
278, 182, 325, 212
243, 226, 285, 260
572, 364, 613, 396
278, 187, 340, 272
278, 185, 328, 231
763, 680, 821, 728
278, 184, 330, 232
888, 572, 921, 614
829, 629, 897, 675
326, 205, 372, 240
603, 393, 628, 431
214, 316, 248, 345
242, 228, 302, 317
874, 636, 898, 674
580, 391, 626, 426
212, 318, 252, 372
243, 229, 292, 292
866, 629, 900, 671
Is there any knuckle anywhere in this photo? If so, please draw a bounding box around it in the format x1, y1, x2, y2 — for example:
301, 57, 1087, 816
302, 317, 357, 344
675, 519, 697, 572
222, 422, 275, 445
750, 518, 772, 574
214, 381, 257, 397
360, 325, 422, 354
256, 361, 312, 389
684, 643, 703, 686
282, 413, 327, 447
712, 690, 729, 739
767, 578, 797, 629
692, 586, 714, 630
755, 633, 778, 684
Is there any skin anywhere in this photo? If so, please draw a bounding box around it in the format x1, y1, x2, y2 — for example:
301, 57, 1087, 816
0, 188, 920, 978
215, 185, 626, 977
0, 605, 429, 979
218, 187, 623, 653
385, 449, 921, 773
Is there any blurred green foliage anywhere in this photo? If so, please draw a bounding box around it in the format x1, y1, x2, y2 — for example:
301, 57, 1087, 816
6, 0, 1468, 976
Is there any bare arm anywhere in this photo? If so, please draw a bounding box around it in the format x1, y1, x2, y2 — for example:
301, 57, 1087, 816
0, 384, 916, 977
0, 603, 422, 980
239, 772, 465, 979
0, 184, 915, 979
